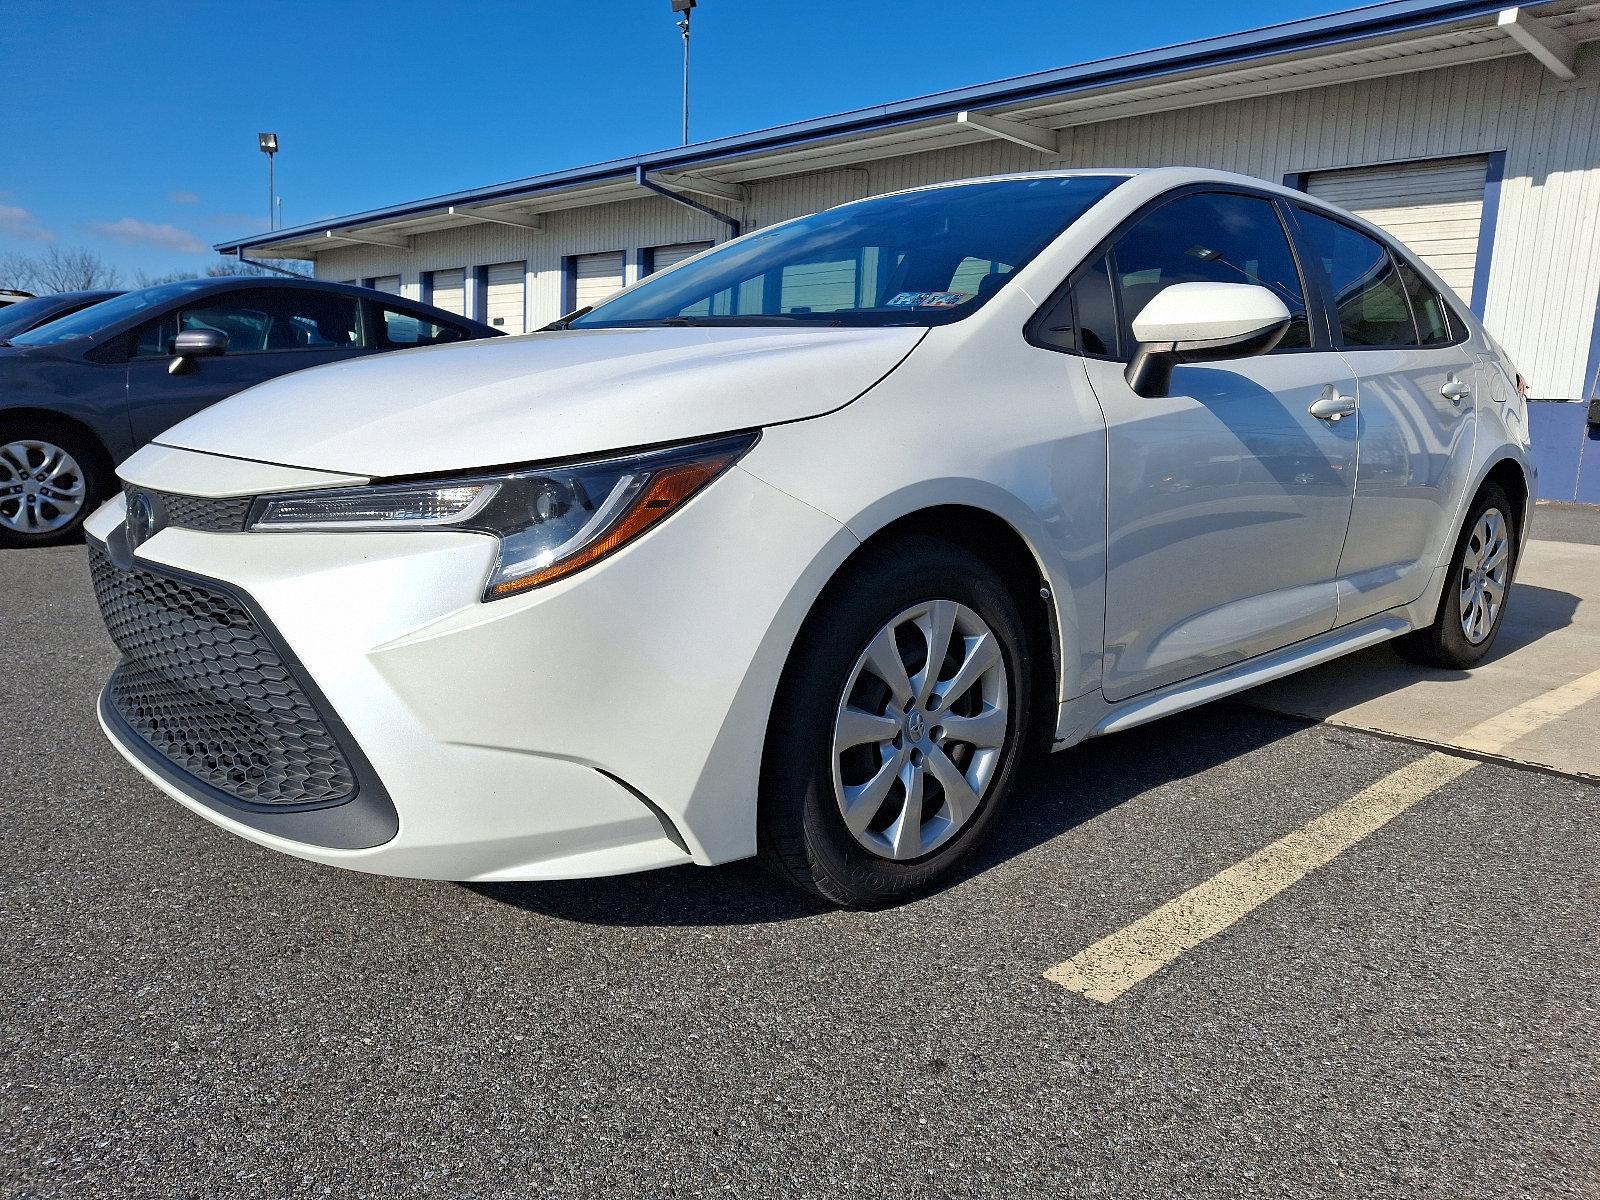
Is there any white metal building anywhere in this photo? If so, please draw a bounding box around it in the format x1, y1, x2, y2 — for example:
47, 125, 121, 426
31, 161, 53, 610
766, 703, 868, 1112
220, 0, 1600, 400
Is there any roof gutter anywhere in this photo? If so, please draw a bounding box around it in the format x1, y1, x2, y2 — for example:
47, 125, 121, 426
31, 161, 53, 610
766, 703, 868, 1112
214, 0, 1534, 256
634, 166, 742, 238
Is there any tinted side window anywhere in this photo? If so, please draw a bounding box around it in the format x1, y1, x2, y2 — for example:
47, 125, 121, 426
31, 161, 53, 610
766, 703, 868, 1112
1393, 256, 1452, 346
1111, 192, 1310, 351
377, 305, 469, 348
1295, 211, 1418, 348
133, 289, 361, 357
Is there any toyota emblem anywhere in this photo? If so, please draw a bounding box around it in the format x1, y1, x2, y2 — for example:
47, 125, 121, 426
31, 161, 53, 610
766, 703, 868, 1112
128, 491, 157, 548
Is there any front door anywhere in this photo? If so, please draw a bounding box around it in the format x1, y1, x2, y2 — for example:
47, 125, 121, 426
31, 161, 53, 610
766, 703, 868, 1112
125, 287, 364, 445
1078, 190, 1359, 701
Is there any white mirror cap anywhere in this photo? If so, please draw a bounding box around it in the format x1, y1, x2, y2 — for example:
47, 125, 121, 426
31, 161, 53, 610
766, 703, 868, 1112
1130, 282, 1292, 346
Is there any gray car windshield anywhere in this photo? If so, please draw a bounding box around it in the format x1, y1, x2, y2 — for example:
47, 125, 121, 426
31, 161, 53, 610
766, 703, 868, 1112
10, 279, 214, 346
570, 175, 1123, 329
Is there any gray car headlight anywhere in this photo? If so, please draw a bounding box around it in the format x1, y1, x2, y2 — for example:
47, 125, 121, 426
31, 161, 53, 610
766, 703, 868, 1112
249, 432, 757, 600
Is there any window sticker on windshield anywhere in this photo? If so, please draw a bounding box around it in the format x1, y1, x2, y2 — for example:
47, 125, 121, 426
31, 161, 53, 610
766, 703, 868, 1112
886, 291, 971, 308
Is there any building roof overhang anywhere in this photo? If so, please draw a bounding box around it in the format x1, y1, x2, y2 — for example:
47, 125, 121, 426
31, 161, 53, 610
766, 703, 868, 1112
218, 0, 1600, 259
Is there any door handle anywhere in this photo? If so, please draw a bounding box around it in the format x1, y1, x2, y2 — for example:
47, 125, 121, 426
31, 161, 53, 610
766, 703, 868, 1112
1441, 379, 1472, 401
1309, 392, 1357, 422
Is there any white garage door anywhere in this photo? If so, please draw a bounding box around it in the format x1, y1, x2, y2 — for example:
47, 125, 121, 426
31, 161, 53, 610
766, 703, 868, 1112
571, 251, 625, 309
648, 242, 712, 274
428, 268, 466, 315
483, 262, 525, 333
1306, 156, 1487, 302
369, 275, 401, 295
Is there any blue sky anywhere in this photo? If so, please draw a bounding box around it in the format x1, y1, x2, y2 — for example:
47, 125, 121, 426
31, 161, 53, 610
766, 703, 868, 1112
2, 0, 1342, 280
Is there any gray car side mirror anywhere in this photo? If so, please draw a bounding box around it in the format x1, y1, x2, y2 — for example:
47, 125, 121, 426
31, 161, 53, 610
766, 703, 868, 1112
169, 328, 228, 375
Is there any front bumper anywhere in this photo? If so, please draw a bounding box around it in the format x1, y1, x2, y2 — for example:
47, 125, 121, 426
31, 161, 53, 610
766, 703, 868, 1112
87, 452, 855, 881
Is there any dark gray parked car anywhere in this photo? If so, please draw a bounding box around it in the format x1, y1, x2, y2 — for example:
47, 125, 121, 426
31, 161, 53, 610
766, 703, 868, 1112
0, 276, 499, 547
0, 290, 123, 341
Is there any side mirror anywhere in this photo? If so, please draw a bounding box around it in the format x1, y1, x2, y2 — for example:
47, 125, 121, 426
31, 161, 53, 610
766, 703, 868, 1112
1124, 282, 1292, 398
169, 328, 228, 375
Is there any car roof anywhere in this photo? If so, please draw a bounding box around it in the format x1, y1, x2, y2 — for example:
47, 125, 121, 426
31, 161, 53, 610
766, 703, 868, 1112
174, 275, 496, 329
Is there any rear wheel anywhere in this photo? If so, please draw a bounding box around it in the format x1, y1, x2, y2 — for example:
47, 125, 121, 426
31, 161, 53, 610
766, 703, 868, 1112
758, 536, 1033, 907
1395, 482, 1516, 669
0, 420, 109, 549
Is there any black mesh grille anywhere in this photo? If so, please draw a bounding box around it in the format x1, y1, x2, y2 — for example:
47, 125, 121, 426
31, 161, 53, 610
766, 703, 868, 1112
123, 485, 252, 533
90, 544, 356, 808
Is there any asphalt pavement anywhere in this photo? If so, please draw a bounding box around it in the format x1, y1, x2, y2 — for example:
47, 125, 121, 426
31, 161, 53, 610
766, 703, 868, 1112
2, 534, 1596, 1199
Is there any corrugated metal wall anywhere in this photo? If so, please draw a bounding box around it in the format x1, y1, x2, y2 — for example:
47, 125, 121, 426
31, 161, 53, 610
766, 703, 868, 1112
314, 50, 1600, 396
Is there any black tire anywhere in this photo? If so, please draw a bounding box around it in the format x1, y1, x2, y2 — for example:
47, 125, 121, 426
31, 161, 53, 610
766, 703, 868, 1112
758, 535, 1033, 907
0, 418, 111, 549
1394, 482, 1517, 669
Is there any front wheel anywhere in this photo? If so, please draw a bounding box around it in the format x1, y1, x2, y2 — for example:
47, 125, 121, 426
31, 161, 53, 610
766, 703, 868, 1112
758, 536, 1033, 907
0, 422, 108, 549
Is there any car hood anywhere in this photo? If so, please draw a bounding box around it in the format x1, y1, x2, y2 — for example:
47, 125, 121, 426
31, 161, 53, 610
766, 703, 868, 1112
157, 325, 925, 477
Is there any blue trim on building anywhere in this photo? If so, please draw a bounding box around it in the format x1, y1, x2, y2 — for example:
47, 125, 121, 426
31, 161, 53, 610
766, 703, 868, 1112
216, 0, 1522, 254
1281, 172, 1308, 191
559, 255, 576, 315
1469, 149, 1505, 318
1583, 289, 1600, 402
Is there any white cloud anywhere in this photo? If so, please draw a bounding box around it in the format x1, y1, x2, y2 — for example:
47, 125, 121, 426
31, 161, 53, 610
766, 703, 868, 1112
0, 204, 54, 242
168, 190, 201, 205
86, 217, 208, 255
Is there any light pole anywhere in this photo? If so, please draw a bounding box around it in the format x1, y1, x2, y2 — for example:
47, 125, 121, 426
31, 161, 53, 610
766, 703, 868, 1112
671, 0, 695, 145
258, 132, 279, 231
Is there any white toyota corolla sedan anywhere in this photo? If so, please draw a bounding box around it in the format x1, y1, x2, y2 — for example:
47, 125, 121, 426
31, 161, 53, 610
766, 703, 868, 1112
86, 168, 1534, 906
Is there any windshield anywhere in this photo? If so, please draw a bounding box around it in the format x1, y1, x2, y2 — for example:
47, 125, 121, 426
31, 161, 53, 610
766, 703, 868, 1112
11, 279, 213, 346
0, 295, 88, 340
571, 175, 1123, 329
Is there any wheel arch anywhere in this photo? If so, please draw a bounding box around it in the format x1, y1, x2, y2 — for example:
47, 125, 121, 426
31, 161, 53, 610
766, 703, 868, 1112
1479, 454, 1530, 547
0, 405, 118, 484
776, 487, 1078, 752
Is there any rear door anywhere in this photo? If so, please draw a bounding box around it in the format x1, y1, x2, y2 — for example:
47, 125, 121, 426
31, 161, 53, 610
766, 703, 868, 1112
426, 269, 466, 316
482, 262, 526, 333
125, 288, 364, 444
1072, 189, 1359, 701
1291, 207, 1478, 623
570, 252, 626, 310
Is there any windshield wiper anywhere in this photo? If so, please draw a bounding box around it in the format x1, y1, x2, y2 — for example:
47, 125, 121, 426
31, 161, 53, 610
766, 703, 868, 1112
540, 305, 592, 331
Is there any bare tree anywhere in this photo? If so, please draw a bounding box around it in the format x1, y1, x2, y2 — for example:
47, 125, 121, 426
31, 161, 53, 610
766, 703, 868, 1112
0, 245, 123, 293
205, 257, 313, 278
134, 257, 314, 288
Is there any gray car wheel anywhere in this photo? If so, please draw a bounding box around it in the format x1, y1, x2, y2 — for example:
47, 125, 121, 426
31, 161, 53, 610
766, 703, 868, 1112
1395, 481, 1517, 670
0, 423, 107, 549
759, 534, 1032, 907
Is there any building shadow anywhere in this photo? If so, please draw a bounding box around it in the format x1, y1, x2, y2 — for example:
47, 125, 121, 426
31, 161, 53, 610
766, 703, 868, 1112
469, 702, 1310, 929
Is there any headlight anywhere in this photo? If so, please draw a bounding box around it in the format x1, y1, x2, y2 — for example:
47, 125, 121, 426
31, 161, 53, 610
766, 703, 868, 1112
249, 432, 757, 600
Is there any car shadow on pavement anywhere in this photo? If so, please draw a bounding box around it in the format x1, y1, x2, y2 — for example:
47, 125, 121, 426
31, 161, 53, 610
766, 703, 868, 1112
1241, 581, 1582, 721
469, 702, 1311, 928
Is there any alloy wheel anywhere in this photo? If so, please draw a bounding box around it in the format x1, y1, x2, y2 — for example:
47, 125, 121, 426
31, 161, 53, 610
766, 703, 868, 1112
0, 439, 87, 537
830, 599, 1010, 861
1458, 506, 1510, 645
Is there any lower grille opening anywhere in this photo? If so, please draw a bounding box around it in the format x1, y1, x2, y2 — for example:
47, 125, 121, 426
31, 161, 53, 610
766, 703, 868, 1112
90, 543, 357, 809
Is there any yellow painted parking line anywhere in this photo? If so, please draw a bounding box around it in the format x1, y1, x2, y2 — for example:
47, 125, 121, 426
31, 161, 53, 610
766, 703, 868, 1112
1047, 666, 1600, 1003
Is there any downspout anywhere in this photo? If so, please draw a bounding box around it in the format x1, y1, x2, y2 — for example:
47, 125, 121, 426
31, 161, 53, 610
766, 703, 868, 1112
634, 165, 741, 238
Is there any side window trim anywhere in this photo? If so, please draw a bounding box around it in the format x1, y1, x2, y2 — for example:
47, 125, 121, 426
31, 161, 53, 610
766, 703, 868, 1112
1026, 182, 1331, 362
